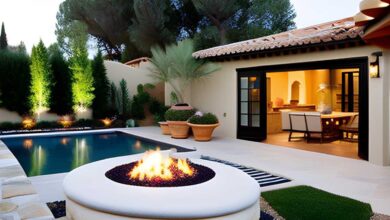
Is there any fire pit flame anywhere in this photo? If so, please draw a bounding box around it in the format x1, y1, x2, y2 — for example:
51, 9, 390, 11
128, 148, 195, 182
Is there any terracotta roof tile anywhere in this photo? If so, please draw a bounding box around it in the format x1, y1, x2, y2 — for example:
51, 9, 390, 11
193, 17, 364, 59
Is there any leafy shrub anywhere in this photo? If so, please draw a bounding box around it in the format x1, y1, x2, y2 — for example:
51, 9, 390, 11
0, 122, 21, 131
111, 119, 126, 128
131, 84, 152, 120
72, 119, 95, 127
188, 112, 218, 124
35, 121, 58, 129
149, 99, 169, 123
164, 109, 195, 121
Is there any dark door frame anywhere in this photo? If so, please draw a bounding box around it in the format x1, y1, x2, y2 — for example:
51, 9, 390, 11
236, 57, 369, 160
342, 71, 360, 112
237, 70, 267, 142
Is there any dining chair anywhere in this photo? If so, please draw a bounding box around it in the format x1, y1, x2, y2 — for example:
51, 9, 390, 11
288, 112, 307, 142
340, 114, 359, 141
305, 112, 324, 143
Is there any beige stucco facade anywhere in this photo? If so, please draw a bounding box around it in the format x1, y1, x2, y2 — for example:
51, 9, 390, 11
104, 61, 164, 103
166, 45, 390, 166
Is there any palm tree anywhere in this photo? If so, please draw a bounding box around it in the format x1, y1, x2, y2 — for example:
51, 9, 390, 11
149, 39, 220, 104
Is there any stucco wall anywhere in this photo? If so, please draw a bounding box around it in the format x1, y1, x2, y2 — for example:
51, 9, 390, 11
0, 109, 22, 123
104, 61, 164, 103
185, 45, 389, 166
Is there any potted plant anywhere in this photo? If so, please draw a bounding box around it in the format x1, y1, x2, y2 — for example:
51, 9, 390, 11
165, 108, 195, 139
188, 112, 219, 141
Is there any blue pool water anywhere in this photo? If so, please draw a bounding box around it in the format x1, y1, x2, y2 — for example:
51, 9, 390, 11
1, 131, 189, 176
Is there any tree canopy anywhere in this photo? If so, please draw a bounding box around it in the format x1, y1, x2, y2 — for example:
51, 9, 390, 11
56, 0, 296, 61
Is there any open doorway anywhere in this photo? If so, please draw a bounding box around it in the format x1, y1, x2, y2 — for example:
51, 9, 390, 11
265, 69, 360, 159
236, 58, 368, 160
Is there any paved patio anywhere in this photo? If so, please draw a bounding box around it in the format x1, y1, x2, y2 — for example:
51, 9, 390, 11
120, 127, 390, 215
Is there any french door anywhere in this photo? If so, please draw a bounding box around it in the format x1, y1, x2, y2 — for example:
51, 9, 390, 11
342, 72, 359, 112
237, 70, 267, 141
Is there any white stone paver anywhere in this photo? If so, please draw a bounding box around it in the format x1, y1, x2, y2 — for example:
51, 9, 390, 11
120, 127, 390, 215
0, 140, 54, 220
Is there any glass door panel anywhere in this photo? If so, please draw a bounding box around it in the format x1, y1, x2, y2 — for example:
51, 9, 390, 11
237, 71, 266, 141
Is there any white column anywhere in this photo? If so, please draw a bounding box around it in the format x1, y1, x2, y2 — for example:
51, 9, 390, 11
385, 50, 390, 166
369, 50, 390, 166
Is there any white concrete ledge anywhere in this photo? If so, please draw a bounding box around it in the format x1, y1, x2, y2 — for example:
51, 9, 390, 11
63, 155, 260, 219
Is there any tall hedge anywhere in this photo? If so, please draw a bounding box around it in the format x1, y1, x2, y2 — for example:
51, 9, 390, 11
49, 44, 73, 115
29, 40, 53, 115
0, 50, 30, 115
92, 51, 110, 119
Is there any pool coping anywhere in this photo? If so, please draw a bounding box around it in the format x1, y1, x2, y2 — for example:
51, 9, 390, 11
0, 128, 197, 152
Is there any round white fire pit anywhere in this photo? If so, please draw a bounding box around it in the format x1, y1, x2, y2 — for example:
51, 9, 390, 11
63, 154, 260, 220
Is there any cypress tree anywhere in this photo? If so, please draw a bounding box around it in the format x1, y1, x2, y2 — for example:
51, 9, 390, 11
119, 79, 130, 117
92, 50, 110, 119
48, 44, 73, 115
0, 22, 8, 50
29, 40, 53, 117
108, 82, 119, 116
69, 38, 95, 113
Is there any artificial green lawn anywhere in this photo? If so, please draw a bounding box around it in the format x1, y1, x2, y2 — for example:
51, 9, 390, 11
262, 186, 373, 220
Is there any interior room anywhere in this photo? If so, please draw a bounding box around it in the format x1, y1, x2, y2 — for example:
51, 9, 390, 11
264, 68, 360, 159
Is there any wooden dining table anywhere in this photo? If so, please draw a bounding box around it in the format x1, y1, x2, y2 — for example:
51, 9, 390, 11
320, 112, 358, 139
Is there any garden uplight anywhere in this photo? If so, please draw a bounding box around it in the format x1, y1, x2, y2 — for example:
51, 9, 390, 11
58, 115, 73, 128
102, 118, 113, 127
22, 117, 35, 129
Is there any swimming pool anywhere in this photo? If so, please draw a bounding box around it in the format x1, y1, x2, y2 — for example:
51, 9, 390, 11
1, 131, 190, 176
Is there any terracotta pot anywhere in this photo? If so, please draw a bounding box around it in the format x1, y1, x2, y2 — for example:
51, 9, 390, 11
188, 123, 219, 141
158, 122, 171, 135
170, 105, 194, 111
167, 121, 190, 139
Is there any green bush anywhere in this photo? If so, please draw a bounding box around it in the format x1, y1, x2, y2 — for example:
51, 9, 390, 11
164, 109, 195, 121
111, 119, 126, 128
35, 121, 58, 129
188, 112, 218, 124
131, 84, 151, 120
149, 99, 169, 123
72, 119, 95, 127
0, 122, 21, 131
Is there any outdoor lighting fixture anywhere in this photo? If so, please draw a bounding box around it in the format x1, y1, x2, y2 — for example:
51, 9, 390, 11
22, 117, 35, 129
58, 115, 73, 128
101, 118, 113, 127
370, 51, 382, 78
